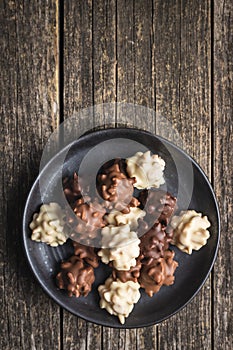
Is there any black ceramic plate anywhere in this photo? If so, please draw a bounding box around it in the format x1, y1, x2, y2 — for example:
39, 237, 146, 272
23, 128, 220, 328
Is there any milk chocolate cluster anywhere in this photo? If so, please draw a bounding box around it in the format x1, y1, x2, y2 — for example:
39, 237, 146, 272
97, 159, 139, 213
66, 197, 106, 245
30, 150, 211, 325
56, 255, 95, 297
139, 250, 178, 296
56, 241, 99, 297
63, 173, 83, 204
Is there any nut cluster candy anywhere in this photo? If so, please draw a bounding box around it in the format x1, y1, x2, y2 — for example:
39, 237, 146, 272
73, 241, 99, 268
139, 189, 177, 227
170, 210, 211, 254
56, 256, 95, 297
29, 150, 211, 325
139, 222, 169, 263
98, 277, 141, 324
66, 197, 106, 244
97, 160, 139, 213
30, 203, 67, 247
106, 207, 146, 230
98, 224, 140, 270
63, 173, 82, 204
139, 250, 178, 297
126, 151, 165, 189
112, 256, 142, 283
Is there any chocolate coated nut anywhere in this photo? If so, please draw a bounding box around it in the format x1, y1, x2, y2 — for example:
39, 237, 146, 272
63, 173, 82, 204
66, 198, 106, 244
140, 222, 169, 263
139, 189, 177, 227
73, 241, 99, 268
139, 250, 178, 297
112, 256, 143, 283
56, 256, 95, 297
72, 198, 106, 230
97, 160, 137, 213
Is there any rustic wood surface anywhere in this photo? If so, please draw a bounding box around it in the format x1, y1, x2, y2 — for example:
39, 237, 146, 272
1, 0, 232, 349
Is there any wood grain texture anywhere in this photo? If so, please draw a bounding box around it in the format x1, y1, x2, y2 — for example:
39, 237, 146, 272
117, 0, 155, 131
63, 0, 117, 348
153, 1, 212, 349
92, 3, 117, 349
117, 1, 157, 348
0, 0, 60, 349
62, 1, 95, 349
91, 0, 116, 129
1, 0, 232, 349
63, 0, 93, 115
213, 0, 233, 349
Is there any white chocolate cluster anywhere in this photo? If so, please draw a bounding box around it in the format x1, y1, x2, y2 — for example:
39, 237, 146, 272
98, 277, 141, 324
105, 207, 146, 230
170, 210, 211, 254
98, 224, 140, 270
126, 151, 165, 189
30, 203, 67, 247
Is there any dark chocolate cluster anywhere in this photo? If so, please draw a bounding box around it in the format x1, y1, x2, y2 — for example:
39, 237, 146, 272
112, 256, 143, 283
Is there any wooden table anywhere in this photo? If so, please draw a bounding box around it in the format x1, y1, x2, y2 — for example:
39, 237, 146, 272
1, 1, 232, 349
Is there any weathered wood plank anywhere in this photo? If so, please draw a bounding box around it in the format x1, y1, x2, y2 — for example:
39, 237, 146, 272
117, 1, 157, 349
91, 0, 117, 129
153, 1, 212, 349
117, 0, 155, 131
63, 0, 117, 348
62, 1, 94, 348
213, 1, 233, 349
63, 0, 93, 114
0, 0, 60, 349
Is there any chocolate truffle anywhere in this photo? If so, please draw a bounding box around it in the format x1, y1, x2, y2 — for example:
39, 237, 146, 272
97, 160, 138, 214
139, 222, 169, 263
73, 241, 99, 268
139, 189, 177, 227
139, 250, 178, 297
56, 256, 95, 297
